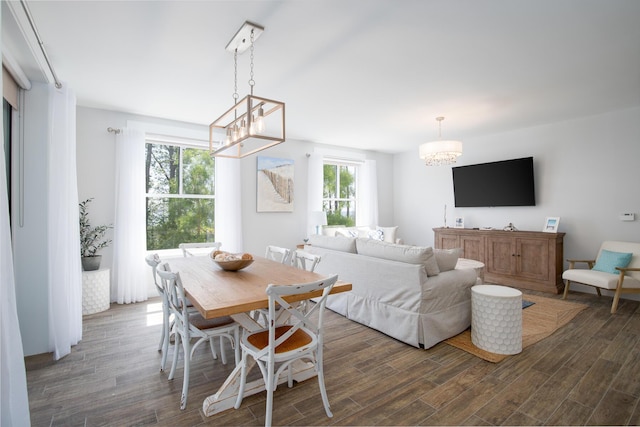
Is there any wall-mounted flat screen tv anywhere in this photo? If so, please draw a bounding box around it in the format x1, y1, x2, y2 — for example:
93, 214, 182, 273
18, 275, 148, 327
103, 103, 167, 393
452, 157, 536, 207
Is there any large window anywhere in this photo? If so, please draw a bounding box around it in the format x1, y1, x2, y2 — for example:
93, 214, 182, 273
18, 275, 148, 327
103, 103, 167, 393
323, 160, 357, 226
145, 141, 215, 250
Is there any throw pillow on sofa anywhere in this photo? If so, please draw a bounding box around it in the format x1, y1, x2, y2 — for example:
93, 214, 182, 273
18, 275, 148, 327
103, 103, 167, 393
434, 248, 461, 272
355, 238, 440, 276
376, 226, 398, 244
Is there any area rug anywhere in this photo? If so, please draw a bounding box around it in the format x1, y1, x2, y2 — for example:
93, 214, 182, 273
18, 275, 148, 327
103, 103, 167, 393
444, 294, 588, 363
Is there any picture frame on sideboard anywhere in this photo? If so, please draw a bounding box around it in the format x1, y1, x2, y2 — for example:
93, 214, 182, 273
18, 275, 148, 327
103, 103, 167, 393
454, 217, 464, 228
543, 217, 560, 233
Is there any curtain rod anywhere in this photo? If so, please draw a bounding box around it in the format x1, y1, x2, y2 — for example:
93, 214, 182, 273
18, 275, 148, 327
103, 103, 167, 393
20, 0, 62, 89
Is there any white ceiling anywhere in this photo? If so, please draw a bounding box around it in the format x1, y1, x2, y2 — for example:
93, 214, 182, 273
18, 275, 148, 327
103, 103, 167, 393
3, 0, 640, 154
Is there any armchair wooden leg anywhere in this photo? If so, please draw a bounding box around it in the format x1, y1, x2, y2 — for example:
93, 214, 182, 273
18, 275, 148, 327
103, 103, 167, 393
611, 296, 620, 314
611, 277, 625, 314
562, 280, 570, 299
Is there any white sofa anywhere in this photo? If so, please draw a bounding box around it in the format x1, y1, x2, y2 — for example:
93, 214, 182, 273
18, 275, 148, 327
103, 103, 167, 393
306, 235, 478, 349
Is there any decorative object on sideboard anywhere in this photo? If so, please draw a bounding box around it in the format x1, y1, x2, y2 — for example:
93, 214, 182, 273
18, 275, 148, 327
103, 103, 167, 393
543, 217, 560, 232
455, 217, 464, 228
209, 21, 285, 159
443, 204, 447, 228
503, 222, 518, 231
419, 116, 462, 166
79, 198, 112, 271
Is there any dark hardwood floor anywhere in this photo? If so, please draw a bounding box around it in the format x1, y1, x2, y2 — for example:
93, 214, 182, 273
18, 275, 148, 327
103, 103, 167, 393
26, 289, 640, 426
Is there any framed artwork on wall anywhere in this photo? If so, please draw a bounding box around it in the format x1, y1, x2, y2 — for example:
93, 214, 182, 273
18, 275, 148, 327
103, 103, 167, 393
256, 156, 294, 212
543, 217, 560, 232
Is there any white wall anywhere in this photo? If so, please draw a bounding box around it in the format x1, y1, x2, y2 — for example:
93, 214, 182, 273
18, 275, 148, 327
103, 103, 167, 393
393, 106, 640, 297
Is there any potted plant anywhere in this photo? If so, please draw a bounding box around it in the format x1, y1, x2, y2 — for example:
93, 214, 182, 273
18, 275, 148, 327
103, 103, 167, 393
79, 198, 112, 271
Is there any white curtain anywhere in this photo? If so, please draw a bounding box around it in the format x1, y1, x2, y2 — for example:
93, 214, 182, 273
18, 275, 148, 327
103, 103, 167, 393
357, 159, 379, 228
0, 41, 31, 424
306, 153, 323, 236
112, 128, 147, 303
47, 85, 83, 360
214, 157, 243, 252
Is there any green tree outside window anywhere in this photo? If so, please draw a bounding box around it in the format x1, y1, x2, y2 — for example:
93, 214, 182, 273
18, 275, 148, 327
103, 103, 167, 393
323, 162, 357, 226
145, 143, 215, 250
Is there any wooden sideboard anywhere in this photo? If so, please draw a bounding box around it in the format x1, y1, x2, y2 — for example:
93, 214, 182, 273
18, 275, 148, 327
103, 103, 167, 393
434, 227, 565, 294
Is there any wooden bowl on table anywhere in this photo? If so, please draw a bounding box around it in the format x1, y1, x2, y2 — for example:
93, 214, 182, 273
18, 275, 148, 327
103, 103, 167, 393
210, 251, 254, 271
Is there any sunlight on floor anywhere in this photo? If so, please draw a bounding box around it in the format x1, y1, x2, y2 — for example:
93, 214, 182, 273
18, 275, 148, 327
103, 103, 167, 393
146, 302, 163, 327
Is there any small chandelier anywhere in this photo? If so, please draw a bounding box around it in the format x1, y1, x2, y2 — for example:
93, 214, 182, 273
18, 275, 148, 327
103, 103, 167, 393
210, 21, 285, 158
419, 117, 462, 166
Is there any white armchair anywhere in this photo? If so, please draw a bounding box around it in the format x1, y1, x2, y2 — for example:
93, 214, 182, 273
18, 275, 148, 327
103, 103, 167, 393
562, 241, 640, 313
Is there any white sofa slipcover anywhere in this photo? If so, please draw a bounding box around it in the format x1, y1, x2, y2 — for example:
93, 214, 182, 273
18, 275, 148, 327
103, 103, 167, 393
306, 236, 477, 349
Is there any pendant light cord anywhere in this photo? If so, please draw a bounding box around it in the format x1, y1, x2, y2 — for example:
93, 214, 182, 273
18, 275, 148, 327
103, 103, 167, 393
249, 29, 256, 96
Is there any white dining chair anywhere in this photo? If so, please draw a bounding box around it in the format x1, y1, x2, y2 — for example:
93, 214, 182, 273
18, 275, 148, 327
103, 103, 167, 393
145, 253, 171, 371
156, 263, 240, 410
290, 249, 323, 315
234, 274, 339, 427
264, 245, 292, 264
253, 245, 294, 325
146, 253, 203, 371
291, 249, 321, 272
179, 242, 222, 257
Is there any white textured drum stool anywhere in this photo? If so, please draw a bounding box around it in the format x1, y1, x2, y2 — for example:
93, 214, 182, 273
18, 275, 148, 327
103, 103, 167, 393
471, 284, 522, 355
82, 269, 110, 315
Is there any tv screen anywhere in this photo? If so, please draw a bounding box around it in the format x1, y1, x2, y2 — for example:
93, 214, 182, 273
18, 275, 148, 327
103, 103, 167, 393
452, 157, 536, 207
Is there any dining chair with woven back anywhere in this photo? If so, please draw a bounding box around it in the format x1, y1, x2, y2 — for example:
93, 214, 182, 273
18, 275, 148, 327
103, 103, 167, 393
234, 274, 339, 426
156, 263, 240, 409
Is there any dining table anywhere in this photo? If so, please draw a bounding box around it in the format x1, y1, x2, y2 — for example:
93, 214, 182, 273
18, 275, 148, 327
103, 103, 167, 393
167, 254, 352, 417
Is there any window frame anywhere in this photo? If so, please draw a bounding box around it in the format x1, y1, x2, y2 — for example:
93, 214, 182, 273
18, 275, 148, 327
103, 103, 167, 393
144, 136, 215, 253
322, 157, 361, 227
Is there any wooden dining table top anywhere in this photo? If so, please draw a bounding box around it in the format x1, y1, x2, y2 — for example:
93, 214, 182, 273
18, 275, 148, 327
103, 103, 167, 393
167, 255, 352, 319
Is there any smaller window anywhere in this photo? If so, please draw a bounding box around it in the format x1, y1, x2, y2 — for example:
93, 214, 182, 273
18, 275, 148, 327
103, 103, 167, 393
323, 161, 357, 226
